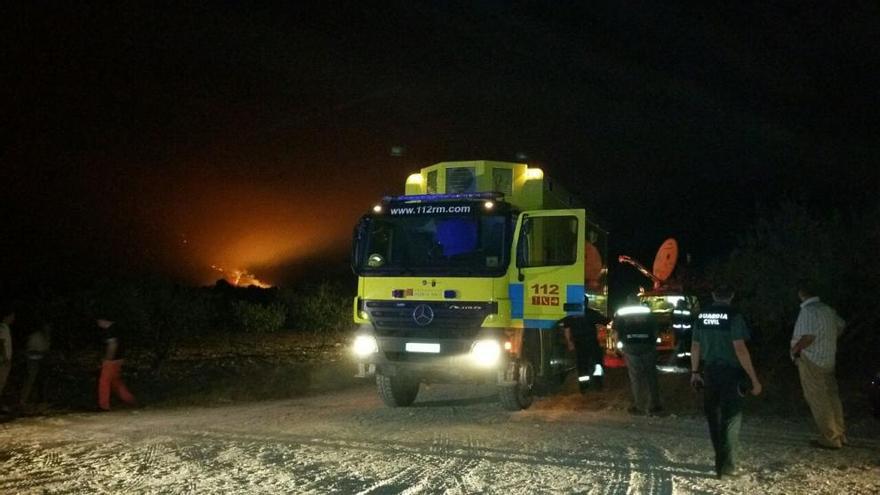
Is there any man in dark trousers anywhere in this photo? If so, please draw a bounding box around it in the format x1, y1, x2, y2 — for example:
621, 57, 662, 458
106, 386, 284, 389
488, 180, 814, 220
614, 295, 663, 415
690, 284, 762, 479
560, 305, 610, 392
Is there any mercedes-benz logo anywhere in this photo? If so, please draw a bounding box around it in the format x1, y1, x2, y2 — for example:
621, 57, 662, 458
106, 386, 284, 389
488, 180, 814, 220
412, 304, 434, 326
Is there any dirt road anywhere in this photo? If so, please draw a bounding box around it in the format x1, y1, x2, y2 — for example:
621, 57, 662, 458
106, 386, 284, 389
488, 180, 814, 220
0, 379, 877, 494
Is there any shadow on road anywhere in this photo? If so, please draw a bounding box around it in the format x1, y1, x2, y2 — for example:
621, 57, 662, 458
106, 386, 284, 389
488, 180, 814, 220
413, 394, 497, 408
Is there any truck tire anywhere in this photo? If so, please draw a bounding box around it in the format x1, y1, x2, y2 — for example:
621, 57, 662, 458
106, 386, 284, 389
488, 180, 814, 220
498, 360, 535, 411
376, 373, 420, 407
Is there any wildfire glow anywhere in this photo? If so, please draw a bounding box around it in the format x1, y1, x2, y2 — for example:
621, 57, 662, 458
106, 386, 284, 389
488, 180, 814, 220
211, 265, 271, 288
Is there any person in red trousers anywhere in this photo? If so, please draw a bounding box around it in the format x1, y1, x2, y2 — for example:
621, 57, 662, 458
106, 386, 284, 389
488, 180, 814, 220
96, 318, 136, 411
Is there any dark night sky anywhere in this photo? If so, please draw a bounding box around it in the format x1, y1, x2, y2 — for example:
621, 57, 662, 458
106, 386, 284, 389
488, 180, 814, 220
3, 2, 879, 292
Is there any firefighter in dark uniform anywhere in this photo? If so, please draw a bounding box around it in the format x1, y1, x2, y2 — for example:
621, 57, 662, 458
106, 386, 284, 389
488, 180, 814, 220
690, 284, 762, 479
560, 306, 610, 393
673, 299, 694, 363
614, 295, 663, 415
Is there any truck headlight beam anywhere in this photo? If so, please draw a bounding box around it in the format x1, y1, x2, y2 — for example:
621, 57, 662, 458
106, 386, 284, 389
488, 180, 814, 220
353, 335, 378, 357
471, 339, 502, 367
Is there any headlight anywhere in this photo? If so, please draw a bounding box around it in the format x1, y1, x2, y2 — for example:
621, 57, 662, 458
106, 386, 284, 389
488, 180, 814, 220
353, 335, 378, 357
616, 341, 624, 350
471, 339, 502, 367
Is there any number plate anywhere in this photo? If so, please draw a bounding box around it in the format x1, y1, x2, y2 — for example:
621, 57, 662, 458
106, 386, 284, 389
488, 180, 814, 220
405, 343, 441, 353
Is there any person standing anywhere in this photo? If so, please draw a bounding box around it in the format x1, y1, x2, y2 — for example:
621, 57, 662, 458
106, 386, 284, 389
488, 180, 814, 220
790, 278, 846, 449
690, 284, 761, 479
672, 298, 695, 363
96, 318, 136, 411
561, 306, 610, 392
614, 295, 663, 415
19, 321, 51, 411
0, 306, 14, 412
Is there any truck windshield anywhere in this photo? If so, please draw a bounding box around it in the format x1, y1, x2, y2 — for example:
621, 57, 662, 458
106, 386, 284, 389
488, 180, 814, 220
355, 212, 510, 276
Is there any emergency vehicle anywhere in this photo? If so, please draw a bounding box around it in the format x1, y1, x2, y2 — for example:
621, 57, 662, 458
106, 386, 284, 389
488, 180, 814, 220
351, 160, 608, 409
611, 239, 699, 365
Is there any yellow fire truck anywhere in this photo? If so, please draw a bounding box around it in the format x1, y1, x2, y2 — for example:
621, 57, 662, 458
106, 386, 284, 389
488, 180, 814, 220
351, 160, 607, 409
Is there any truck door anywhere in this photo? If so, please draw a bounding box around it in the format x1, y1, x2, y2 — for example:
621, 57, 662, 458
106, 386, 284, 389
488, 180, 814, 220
509, 209, 586, 377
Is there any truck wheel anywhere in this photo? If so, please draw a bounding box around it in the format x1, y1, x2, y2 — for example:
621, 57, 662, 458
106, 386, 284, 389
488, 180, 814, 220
499, 360, 535, 411
376, 373, 420, 407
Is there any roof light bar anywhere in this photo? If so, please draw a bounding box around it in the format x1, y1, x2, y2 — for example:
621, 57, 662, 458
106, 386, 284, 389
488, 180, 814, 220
383, 192, 504, 203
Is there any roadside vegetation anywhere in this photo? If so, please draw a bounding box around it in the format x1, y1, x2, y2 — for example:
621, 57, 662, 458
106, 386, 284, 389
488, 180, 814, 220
30, 277, 356, 367
0, 277, 357, 412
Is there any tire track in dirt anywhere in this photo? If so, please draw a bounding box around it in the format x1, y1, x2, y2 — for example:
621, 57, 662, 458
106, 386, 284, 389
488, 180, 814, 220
177, 426, 699, 494
1, 396, 877, 495
353, 456, 435, 494
123, 441, 160, 492
625, 444, 675, 495
594, 446, 631, 495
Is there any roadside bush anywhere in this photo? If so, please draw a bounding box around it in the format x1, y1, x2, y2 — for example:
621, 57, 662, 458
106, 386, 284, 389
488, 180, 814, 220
709, 200, 880, 372
230, 300, 286, 334
78, 278, 218, 366
282, 281, 353, 334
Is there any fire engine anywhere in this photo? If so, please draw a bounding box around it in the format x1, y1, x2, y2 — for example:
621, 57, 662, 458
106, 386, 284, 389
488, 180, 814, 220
351, 160, 608, 409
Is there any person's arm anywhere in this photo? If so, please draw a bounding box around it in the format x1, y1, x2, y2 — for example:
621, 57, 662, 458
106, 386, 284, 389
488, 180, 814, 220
689, 338, 704, 388
835, 313, 846, 338
0, 329, 10, 362
790, 307, 816, 357
563, 327, 575, 351
690, 341, 701, 372
790, 335, 815, 356
733, 339, 761, 395
104, 338, 118, 361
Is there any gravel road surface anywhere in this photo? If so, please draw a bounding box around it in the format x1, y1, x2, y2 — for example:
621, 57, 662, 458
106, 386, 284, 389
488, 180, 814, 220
0, 381, 877, 494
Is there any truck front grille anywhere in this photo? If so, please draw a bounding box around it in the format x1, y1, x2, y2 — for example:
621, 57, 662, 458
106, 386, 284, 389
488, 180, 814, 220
365, 300, 496, 339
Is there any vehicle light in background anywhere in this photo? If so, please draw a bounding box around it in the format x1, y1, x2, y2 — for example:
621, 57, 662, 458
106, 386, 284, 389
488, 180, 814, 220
353, 335, 378, 357
616, 341, 624, 350
372, 205, 383, 213
616, 306, 651, 316
664, 296, 685, 305
483, 200, 494, 210
357, 298, 369, 320
656, 337, 662, 344
471, 340, 501, 367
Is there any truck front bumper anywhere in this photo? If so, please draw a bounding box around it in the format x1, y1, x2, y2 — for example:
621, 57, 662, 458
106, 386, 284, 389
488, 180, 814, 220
354, 333, 507, 383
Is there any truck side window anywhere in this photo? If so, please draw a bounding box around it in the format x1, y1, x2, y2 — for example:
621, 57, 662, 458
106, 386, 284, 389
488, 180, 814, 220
518, 216, 578, 267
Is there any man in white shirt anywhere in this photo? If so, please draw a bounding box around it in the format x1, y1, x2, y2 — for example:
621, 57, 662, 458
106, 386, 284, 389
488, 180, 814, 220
790, 279, 846, 449
0, 306, 15, 409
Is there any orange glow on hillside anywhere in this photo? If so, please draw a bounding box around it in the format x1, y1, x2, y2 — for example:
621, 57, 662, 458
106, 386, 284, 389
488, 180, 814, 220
135, 163, 387, 286
211, 265, 271, 288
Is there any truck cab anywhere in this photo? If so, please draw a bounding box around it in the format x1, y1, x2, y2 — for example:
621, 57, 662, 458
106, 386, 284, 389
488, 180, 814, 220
351, 161, 607, 409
